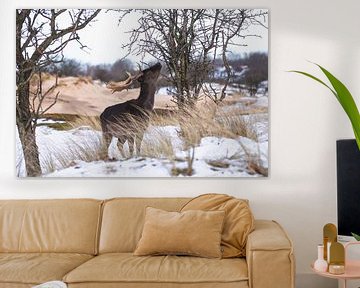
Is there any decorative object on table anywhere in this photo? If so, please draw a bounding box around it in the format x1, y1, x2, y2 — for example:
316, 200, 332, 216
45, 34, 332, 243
32, 281, 67, 288
323, 223, 337, 262
312, 225, 360, 288
290, 63, 360, 150
329, 242, 345, 275
314, 244, 328, 272
328, 264, 345, 275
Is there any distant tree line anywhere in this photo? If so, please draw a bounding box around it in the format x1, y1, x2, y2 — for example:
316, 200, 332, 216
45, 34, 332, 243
229, 52, 268, 95
45, 58, 135, 83
45, 52, 268, 92
211, 52, 268, 87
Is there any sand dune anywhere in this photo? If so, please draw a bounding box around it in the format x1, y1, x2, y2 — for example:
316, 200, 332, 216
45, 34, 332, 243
31, 76, 177, 116
30, 75, 248, 116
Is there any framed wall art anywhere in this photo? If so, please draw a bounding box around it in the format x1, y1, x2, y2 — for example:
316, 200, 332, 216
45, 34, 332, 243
16, 9, 269, 177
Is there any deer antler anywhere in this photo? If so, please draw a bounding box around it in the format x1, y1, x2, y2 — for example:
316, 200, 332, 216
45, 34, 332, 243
106, 71, 144, 94
106, 72, 133, 94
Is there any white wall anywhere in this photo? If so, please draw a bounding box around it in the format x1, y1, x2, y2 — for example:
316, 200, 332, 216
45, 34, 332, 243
1, 1, 360, 287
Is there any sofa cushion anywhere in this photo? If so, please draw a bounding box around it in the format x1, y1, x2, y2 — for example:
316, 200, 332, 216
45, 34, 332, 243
0, 253, 93, 285
99, 198, 190, 253
134, 207, 225, 258
0, 199, 102, 254
181, 194, 254, 258
63, 253, 248, 285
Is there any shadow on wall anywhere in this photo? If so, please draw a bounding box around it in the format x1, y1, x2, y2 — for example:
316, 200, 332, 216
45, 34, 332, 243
296, 275, 337, 288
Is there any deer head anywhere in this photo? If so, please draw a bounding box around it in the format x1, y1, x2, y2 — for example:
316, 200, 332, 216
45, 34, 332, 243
137, 63, 162, 84
106, 71, 143, 94
106, 63, 162, 94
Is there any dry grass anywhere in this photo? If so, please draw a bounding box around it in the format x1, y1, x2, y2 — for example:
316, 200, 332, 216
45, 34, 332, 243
141, 129, 175, 159
171, 148, 195, 176
29, 72, 53, 87
28, 101, 264, 176
206, 160, 230, 168
70, 103, 258, 162
247, 159, 268, 176
40, 133, 103, 174
74, 76, 93, 85
70, 115, 102, 131
150, 103, 259, 147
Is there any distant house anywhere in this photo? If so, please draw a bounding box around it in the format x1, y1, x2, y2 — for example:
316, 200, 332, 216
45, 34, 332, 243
213, 65, 249, 82
255, 80, 268, 97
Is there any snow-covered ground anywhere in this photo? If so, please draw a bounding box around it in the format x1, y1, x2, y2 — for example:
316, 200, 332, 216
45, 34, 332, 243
158, 83, 243, 97
17, 88, 268, 177
37, 118, 66, 125
16, 115, 268, 177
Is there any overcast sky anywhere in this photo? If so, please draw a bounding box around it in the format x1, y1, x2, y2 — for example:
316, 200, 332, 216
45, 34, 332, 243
62, 9, 268, 65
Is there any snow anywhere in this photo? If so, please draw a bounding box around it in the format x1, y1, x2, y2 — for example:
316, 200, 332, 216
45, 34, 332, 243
16, 125, 103, 177
17, 120, 268, 177
191, 137, 245, 160
37, 118, 66, 125
157, 83, 241, 97
46, 158, 170, 177
157, 86, 177, 96
254, 96, 268, 106
202, 83, 240, 96
17, 96, 268, 177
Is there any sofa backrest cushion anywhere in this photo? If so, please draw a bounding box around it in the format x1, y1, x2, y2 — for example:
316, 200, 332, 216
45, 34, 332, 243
0, 199, 102, 254
181, 194, 254, 258
99, 198, 189, 253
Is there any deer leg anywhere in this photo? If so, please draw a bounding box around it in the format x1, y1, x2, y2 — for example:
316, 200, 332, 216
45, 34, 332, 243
135, 132, 144, 156
117, 138, 126, 159
101, 132, 112, 160
127, 136, 135, 157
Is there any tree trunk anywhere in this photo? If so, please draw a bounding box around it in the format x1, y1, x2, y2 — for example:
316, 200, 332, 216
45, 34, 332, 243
16, 69, 42, 177
17, 121, 41, 177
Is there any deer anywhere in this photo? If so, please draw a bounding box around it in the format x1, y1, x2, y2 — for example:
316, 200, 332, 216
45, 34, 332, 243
100, 62, 162, 159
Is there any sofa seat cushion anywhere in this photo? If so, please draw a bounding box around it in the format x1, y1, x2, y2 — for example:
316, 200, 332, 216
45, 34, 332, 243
0, 253, 93, 285
64, 253, 248, 285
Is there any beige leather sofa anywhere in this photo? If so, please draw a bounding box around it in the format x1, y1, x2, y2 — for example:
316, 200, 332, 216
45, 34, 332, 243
0, 198, 295, 288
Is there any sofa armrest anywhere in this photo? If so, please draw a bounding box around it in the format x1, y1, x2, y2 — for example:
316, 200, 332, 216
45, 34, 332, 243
246, 220, 295, 288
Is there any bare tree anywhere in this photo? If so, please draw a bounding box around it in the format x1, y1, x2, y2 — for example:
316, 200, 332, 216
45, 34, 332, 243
16, 9, 100, 176
118, 9, 268, 106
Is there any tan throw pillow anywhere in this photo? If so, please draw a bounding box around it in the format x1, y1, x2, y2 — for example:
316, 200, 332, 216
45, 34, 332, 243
181, 193, 254, 258
134, 207, 225, 258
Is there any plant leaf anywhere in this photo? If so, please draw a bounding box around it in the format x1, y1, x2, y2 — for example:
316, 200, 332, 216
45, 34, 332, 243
288, 70, 337, 98
316, 64, 360, 150
351, 232, 360, 241
289, 64, 360, 150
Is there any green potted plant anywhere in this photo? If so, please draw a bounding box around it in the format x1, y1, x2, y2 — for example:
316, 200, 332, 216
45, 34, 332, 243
290, 63, 360, 241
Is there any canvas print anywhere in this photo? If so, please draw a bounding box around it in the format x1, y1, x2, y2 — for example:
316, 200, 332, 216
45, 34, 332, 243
16, 9, 269, 177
